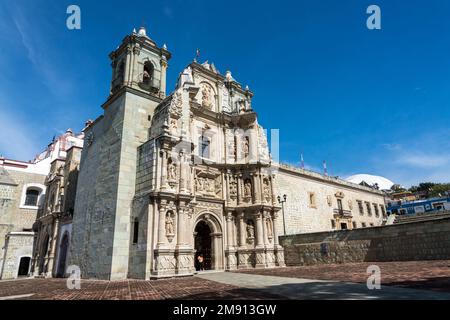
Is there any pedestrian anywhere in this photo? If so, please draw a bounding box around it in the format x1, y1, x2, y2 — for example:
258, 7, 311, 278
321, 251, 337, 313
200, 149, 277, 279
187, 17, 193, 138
197, 254, 204, 271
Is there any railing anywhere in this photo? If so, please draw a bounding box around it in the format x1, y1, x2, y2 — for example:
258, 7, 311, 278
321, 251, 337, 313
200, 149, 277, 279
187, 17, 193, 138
333, 208, 352, 217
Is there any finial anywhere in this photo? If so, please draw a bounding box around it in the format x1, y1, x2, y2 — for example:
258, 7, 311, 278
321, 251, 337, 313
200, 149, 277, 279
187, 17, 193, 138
194, 48, 200, 62
225, 70, 233, 81
163, 43, 167, 50
138, 26, 147, 37
133, 28, 137, 34
245, 85, 249, 91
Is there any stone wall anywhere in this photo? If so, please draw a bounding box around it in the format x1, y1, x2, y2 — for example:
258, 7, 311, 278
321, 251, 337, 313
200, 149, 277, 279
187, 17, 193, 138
274, 165, 385, 235
280, 217, 450, 266
0, 232, 34, 279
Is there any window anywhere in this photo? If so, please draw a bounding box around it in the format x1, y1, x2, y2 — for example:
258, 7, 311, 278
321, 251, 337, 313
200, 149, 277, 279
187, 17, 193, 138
380, 205, 386, 217
357, 200, 364, 215
340, 223, 348, 230
362, 222, 367, 228
337, 199, 343, 211
373, 203, 379, 217
369, 223, 374, 227
308, 192, 316, 208
365, 202, 372, 216
24, 189, 40, 206
352, 221, 357, 229
143, 61, 154, 85
199, 135, 210, 158
132, 218, 139, 244
331, 219, 336, 229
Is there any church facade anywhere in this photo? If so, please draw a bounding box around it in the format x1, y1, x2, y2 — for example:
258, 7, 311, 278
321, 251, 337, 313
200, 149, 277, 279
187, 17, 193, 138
68, 27, 386, 280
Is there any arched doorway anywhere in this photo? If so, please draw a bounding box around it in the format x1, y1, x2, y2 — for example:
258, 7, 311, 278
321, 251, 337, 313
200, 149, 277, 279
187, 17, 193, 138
194, 221, 212, 271
56, 233, 69, 277
193, 213, 224, 272
17, 257, 31, 277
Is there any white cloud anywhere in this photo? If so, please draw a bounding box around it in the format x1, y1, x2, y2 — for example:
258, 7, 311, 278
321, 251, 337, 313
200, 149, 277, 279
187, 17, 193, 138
396, 153, 450, 169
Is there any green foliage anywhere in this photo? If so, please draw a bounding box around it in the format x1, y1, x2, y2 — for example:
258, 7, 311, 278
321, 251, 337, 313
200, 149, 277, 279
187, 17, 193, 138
408, 182, 450, 198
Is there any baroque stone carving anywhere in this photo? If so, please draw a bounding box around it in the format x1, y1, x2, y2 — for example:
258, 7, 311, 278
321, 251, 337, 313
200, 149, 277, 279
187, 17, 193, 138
244, 179, 252, 199
169, 91, 183, 116
246, 220, 255, 244
229, 178, 237, 198
263, 178, 271, 202
266, 218, 273, 239
348, 200, 353, 210
327, 195, 332, 207
165, 211, 175, 242
201, 83, 213, 110
168, 159, 177, 181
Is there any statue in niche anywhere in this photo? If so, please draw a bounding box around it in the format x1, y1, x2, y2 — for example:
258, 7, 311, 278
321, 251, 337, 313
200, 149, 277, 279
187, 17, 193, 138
229, 180, 237, 197
244, 179, 252, 198
201, 83, 213, 109
266, 218, 273, 239
165, 212, 174, 235
263, 178, 271, 201
246, 220, 255, 239
243, 137, 250, 159
196, 177, 205, 192
168, 160, 177, 180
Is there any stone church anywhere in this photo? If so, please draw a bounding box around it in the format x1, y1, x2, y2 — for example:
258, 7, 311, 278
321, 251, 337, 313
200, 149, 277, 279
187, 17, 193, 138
68, 27, 386, 280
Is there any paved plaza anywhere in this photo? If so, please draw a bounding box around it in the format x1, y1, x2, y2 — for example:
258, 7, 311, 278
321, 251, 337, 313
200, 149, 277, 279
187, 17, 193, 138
0, 261, 450, 300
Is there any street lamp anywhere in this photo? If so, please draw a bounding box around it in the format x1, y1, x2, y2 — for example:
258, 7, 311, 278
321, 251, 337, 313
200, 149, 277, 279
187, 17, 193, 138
277, 194, 287, 235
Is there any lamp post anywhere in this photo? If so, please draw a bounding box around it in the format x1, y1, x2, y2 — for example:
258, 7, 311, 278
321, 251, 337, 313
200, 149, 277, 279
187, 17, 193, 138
277, 194, 287, 235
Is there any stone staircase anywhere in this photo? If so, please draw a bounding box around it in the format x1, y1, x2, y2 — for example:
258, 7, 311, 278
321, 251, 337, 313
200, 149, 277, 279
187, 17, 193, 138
391, 211, 450, 224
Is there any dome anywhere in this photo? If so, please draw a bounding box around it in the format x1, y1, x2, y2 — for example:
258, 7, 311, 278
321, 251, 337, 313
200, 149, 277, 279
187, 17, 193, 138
346, 174, 394, 191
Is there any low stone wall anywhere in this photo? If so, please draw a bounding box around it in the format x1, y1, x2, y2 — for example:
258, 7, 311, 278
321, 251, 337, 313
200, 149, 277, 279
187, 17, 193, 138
279, 217, 450, 266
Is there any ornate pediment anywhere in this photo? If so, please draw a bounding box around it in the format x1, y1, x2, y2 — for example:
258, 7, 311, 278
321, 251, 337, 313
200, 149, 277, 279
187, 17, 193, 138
335, 191, 345, 199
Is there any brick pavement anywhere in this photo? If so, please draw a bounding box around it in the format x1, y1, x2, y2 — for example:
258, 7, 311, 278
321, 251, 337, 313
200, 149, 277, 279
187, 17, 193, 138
234, 260, 450, 293
0, 276, 281, 300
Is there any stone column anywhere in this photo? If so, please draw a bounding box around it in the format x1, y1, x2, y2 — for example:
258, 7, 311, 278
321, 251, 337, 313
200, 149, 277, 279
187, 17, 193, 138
177, 207, 185, 246
253, 173, 261, 203
47, 216, 60, 277
157, 204, 167, 247
270, 175, 276, 205
262, 213, 269, 247
179, 152, 188, 194
239, 213, 246, 247
272, 212, 280, 246
160, 57, 168, 97
237, 174, 243, 205
160, 150, 168, 190
226, 212, 234, 249
255, 212, 264, 248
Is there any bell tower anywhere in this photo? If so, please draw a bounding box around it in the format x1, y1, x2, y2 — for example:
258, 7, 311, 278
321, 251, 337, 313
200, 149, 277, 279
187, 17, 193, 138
70, 26, 172, 280
109, 26, 171, 98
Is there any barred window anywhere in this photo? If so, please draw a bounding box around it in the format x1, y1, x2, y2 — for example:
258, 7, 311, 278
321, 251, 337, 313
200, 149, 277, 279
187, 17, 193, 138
24, 189, 40, 206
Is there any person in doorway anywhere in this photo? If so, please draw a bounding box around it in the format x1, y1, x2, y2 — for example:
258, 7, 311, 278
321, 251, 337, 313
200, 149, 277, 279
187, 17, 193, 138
197, 254, 205, 271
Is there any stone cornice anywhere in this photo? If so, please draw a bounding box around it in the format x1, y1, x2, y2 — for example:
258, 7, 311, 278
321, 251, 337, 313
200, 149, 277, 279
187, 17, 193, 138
276, 163, 385, 196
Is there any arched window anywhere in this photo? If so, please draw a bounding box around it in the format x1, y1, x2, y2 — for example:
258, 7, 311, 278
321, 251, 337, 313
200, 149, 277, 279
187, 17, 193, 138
132, 218, 139, 244
24, 188, 40, 206
143, 61, 154, 85
117, 61, 125, 82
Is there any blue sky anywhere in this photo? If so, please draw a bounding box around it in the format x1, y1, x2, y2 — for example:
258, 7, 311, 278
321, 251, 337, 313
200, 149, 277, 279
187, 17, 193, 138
1, 0, 450, 187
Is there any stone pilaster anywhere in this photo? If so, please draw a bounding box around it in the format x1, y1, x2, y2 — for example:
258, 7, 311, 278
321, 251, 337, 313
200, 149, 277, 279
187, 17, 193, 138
47, 216, 59, 277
